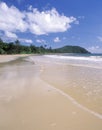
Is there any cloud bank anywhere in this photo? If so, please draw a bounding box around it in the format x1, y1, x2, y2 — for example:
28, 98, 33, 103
88, 46, 101, 53
54, 37, 61, 42
0, 2, 78, 38
36, 39, 46, 44
20, 38, 33, 44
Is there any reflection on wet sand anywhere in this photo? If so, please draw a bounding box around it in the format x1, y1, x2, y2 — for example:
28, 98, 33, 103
0, 55, 102, 130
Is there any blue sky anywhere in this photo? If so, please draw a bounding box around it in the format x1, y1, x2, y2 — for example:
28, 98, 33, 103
0, 0, 102, 53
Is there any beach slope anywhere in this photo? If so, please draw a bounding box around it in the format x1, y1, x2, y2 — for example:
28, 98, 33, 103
0, 55, 102, 130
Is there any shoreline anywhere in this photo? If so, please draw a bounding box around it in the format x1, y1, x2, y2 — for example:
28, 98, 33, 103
0, 55, 102, 130
0, 54, 31, 63
36, 55, 102, 115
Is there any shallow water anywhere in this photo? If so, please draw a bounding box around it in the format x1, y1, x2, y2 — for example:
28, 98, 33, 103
45, 53, 102, 69
35, 55, 102, 114
0, 55, 102, 130
41, 63, 102, 114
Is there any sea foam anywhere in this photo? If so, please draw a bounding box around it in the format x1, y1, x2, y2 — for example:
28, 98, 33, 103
44, 54, 102, 69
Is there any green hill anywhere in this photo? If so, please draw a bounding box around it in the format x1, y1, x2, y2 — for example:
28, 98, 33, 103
53, 45, 90, 53
0, 38, 90, 54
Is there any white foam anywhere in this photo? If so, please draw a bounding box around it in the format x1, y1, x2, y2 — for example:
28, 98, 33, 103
44, 55, 102, 69
27, 55, 102, 119
44, 55, 102, 62
49, 84, 102, 119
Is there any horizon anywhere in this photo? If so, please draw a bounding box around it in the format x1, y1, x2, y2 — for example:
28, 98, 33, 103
0, 0, 102, 53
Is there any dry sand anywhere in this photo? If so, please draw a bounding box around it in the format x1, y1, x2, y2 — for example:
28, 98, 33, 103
0, 55, 102, 130
0, 54, 30, 63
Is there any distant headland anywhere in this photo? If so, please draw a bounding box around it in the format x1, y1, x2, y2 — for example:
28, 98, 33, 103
0, 38, 90, 54
53, 45, 90, 54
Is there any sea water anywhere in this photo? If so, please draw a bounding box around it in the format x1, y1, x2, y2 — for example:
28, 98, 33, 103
44, 53, 102, 115
0, 55, 102, 130
44, 53, 102, 69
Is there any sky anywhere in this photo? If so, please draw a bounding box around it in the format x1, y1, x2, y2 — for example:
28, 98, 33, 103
0, 0, 102, 53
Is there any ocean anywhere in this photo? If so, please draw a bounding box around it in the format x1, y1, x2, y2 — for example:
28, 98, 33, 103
44, 53, 102, 69
43, 53, 102, 115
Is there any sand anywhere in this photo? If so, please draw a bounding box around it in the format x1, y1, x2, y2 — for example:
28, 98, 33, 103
0, 55, 102, 130
0, 54, 30, 63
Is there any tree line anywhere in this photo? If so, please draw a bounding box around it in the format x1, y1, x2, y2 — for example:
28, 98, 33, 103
0, 38, 53, 54
0, 38, 89, 54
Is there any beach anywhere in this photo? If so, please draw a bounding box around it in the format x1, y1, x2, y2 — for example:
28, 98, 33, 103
0, 54, 30, 63
0, 55, 102, 130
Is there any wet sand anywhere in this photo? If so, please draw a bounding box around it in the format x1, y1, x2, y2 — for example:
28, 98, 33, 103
0, 55, 102, 130
41, 62, 102, 115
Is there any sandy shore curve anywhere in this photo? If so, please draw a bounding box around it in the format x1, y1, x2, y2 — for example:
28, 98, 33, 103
0, 55, 102, 130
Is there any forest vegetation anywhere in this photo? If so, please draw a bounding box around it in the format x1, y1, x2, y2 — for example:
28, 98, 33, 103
0, 38, 90, 54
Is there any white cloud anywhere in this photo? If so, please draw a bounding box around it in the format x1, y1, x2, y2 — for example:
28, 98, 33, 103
89, 46, 99, 50
0, 2, 28, 33
36, 39, 46, 44
54, 37, 61, 42
20, 38, 33, 43
36, 39, 42, 43
74, 20, 79, 25
5, 31, 18, 39
0, 2, 78, 37
24, 39, 33, 43
88, 46, 101, 53
26, 8, 78, 35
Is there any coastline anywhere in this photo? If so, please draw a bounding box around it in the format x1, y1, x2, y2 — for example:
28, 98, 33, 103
0, 55, 102, 130
0, 54, 31, 63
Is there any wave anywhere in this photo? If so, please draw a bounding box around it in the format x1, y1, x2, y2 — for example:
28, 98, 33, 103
44, 55, 102, 62
44, 54, 102, 69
